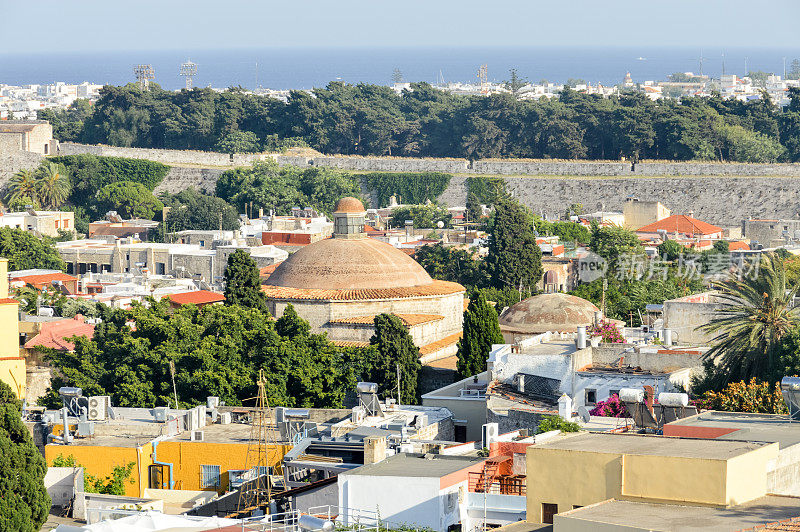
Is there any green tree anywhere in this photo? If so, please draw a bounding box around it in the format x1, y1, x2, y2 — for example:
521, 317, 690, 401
504, 69, 527, 96
214, 130, 262, 154
0, 381, 50, 530
159, 188, 239, 239
389, 204, 452, 229
414, 243, 487, 290
486, 197, 543, 293
457, 294, 504, 378
700, 253, 799, 387
35, 162, 72, 209
6, 169, 38, 209
50, 454, 135, 495
94, 181, 164, 219
590, 224, 645, 274
537, 414, 580, 433
224, 250, 268, 312
0, 227, 65, 271
657, 240, 685, 261
275, 304, 310, 338
370, 314, 422, 404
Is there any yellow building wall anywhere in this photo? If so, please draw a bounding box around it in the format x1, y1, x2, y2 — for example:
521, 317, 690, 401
154, 441, 289, 493
725, 443, 778, 506
45, 444, 143, 497
527, 448, 624, 523
526, 442, 776, 523
622, 454, 727, 505
0, 257, 23, 398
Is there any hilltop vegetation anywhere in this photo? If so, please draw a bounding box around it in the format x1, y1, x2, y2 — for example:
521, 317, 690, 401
40, 82, 800, 163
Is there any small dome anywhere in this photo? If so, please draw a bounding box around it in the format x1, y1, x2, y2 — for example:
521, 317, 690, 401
499, 293, 600, 334
334, 197, 366, 214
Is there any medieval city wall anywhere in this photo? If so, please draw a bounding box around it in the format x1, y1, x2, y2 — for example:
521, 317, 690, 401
57, 142, 268, 167
0, 151, 45, 189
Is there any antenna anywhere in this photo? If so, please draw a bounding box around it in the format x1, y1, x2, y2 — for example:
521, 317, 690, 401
133, 64, 155, 89
236, 369, 282, 516
477, 64, 488, 95
179, 59, 197, 90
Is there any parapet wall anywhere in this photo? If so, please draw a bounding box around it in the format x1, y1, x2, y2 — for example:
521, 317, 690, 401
276, 155, 469, 173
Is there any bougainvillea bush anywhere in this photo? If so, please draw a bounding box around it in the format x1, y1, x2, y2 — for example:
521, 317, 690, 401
589, 394, 630, 417
587, 320, 625, 343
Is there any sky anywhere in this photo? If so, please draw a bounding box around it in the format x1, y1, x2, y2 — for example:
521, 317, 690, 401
2, 0, 799, 54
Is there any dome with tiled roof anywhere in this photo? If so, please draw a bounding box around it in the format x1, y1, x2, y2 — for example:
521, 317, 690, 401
333, 197, 366, 214
498, 293, 600, 334
265, 236, 436, 291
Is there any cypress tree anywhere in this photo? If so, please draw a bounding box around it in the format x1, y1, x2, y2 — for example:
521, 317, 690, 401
223, 249, 269, 313
457, 293, 505, 378
370, 314, 422, 404
0, 381, 50, 531
486, 197, 543, 293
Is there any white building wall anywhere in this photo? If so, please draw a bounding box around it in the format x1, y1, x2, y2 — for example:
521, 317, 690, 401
339, 474, 453, 532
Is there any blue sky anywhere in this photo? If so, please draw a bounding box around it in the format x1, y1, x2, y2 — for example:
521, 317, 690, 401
2, 0, 799, 53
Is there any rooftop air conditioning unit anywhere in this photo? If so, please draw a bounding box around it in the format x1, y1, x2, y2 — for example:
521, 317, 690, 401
191, 430, 204, 442
88, 396, 110, 421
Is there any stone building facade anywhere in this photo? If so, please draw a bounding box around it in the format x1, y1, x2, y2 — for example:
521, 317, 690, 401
0, 121, 56, 155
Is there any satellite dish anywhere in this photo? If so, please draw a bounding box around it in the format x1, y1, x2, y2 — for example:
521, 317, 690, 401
577, 406, 591, 423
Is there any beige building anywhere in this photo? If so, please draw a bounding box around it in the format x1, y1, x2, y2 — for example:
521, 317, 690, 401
662, 291, 721, 345
0, 210, 75, 237
262, 197, 466, 364
56, 238, 288, 286
526, 432, 778, 524
0, 120, 56, 155
623, 198, 670, 230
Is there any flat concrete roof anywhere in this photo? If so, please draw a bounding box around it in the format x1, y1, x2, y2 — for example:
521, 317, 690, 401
667, 411, 800, 449
341, 452, 485, 478
557, 496, 800, 531
518, 341, 577, 357
532, 432, 768, 460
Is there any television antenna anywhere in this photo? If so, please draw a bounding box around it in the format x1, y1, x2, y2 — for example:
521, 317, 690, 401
133, 64, 155, 89
179, 59, 197, 90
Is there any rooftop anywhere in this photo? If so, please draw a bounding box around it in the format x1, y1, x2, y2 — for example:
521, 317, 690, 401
532, 431, 769, 460
666, 411, 800, 449
167, 290, 226, 306
557, 496, 800, 532
636, 214, 722, 236
341, 452, 485, 478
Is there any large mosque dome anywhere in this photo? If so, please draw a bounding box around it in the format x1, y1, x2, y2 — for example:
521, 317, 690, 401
498, 293, 600, 335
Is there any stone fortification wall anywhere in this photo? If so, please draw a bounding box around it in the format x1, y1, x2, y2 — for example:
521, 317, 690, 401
440, 175, 800, 226
0, 151, 45, 189
473, 160, 630, 176
276, 155, 469, 173
633, 161, 800, 176
154, 167, 225, 194
57, 142, 266, 167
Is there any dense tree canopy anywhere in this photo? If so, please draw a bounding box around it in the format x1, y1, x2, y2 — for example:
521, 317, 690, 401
0, 381, 50, 531
40, 83, 800, 163
160, 188, 240, 236
486, 198, 543, 293
0, 227, 65, 271
370, 314, 422, 404
457, 294, 505, 378
94, 181, 164, 220
224, 250, 269, 313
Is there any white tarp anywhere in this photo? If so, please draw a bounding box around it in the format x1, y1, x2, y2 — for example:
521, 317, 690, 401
54, 510, 241, 532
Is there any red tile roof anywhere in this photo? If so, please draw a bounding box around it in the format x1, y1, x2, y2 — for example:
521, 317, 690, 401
331, 340, 371, 348
11, 272, 78, 289
24, 317, 95, 351
0, 298, 18, 305
167, 290, 225, 306
636, 215, 722, 236
728, 241, 751, 251
262, 279, 465, 301
419, 332, 463, 356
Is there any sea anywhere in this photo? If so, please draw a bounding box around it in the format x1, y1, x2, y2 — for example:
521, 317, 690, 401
0, 47, 799, 91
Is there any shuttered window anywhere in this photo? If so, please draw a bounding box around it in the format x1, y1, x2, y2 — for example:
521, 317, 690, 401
200, 464, 221, 488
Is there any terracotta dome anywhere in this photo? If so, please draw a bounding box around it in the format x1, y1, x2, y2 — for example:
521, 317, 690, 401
265, 237, 434, 290
333, 197, 366, 214
498, 293, 600, 334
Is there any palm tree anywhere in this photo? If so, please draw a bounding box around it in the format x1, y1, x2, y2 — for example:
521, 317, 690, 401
700, 253, 800, 387
35, 163, 71, 209
6, 169, 38, 208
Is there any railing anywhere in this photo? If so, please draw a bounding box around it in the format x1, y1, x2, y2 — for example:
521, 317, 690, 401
467, 473, 527, 496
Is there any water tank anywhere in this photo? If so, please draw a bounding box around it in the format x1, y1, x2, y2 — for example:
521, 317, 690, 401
153, 407, 169, 422
356, 382, 378, 394
298, 515, 334, 532
576, 326, 587, 349
663, 328, 673, 346
206, 396, 219, 409
619, 388, 645, 403
658, 392, 689, 407
781, 377, 800, 420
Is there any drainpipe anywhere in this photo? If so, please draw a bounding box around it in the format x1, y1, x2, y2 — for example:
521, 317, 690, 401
152, 439, 175, 489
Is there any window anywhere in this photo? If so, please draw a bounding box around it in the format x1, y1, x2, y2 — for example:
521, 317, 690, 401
149, 464, 167, 489
572, 505, 583, 510
43, 144, 49, 155
542, 503, 558, 524
454, 425, 467, 443
156, 262, 166, 275
585, 389, 597, 406
199, 240, 205, 247
66, 263, 74, 274
64, 220, 69, 229
200, 464, 221, 489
